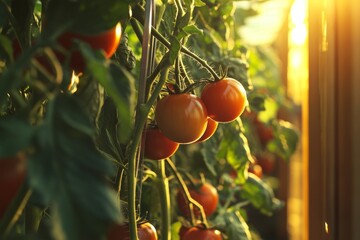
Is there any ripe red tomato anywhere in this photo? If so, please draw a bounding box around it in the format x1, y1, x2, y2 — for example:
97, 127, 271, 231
179, 225, 190, 239
181, 227, 222, 240
176, 182, 219, 217
107, 222, 158, 240
57, 22, 122, 72
196, 118, 218, 142
257, 154, 275, 174
0, 155, 27, 218
201, 78, 247, 122
11, 39, 22, 60
248, 164, 263, 178
155, 94, 208, 144
254, 119, 274, 146
144, 127, 179, 160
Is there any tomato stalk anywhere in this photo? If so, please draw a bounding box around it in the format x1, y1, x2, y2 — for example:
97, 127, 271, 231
150, 27, 220, 81
0, 0, 22, 47
129, 18, 144, 45
179, 56, 193, 86
173, 0, 185, 37
131, 14, 220, 81
165, 158, 209, 227
25, 205, 43, 234
126, 54, 171, 239
156, 160, 171, 240
174, 57, 183, 91
0, 184, 32, 238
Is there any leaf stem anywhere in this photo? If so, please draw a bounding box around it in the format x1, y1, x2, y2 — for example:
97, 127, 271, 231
127, 55, 171, 240
165, 158, 208, 227
130, 16, 220, 81
152, 27, 220, 80
157, 160, 171, 240
0, 183, 32, 238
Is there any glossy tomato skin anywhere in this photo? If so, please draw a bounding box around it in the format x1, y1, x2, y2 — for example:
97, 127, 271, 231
201, 78, 247, 123
196, 118, 218, 142
181, 227, 222, 240
177, 182, 219, 217
179, 225, 190, 239
144, 128, 180, 160
107, 222, 158, 240
0, 155, 27, 218
57, 22, 122, 72
155, 94, 208, 144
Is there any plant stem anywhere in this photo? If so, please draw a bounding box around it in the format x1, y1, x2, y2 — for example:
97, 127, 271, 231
127, 55, 171, 240
0, 184, 32, 238
130, 18, 144, 44
165, 158, 208, 227
25, 205, 43, 234
150, 27, 220, 81
130, 15, 220, 81
157, 160, 171, 240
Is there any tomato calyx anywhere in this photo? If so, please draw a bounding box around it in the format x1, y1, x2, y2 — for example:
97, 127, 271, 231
180, 79, 210, 94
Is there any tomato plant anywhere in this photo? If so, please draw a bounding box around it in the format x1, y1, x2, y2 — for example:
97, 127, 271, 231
155, 94, 208, 144
107, 222, 158, 240
201, 78, 247, 123
181, 226, 222, 240
0, 0, 300, 239
144, 127, 179, 160
176, 182, 219, 217
0, 155, 26, 218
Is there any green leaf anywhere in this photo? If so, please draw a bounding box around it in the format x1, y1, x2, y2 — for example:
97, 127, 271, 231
28, 94, 122, 240
170, 221, 182, 240
223, 57, 252, 91
169, 36, 181, 65
200, 136, 220, 176
267, 120, 299, 160
217, 211, 252, 240
0, 115, 34, 157
162, 3, 177, 34
177, 24, 204, 40
177, 11, 192, 30
11, 0, 36, 41
241, 174, 284, 216
97, 97, 124, 161
79, 42, 136, 144
0, 34, 13, 62
114, 33, 136, 70
194, 0, 206, 7
183, 24, 203, 35
247, 93, 266, 112
217, 120, 254, 184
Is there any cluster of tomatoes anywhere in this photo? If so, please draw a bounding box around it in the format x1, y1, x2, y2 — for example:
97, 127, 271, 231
144, 77, 248, 161
142, 77, 247, 239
